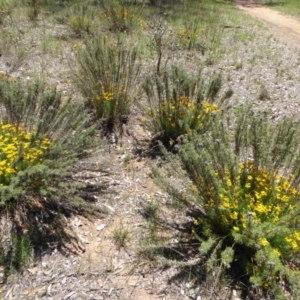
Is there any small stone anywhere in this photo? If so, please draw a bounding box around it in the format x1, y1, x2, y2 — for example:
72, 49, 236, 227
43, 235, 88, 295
96, 224, 106, 231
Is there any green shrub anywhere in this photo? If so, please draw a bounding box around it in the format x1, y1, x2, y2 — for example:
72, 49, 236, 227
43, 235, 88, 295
177, 19, 205, 51
153, 108, 300, 298
142, 66, 222, 147
0, 75, 101, 275
68, 4, 93, 37
52, 2, 95, 36
163, 0, 224, 57
99, 0, 144, 33
69, 16, 91, 37
73, 35, 140, 133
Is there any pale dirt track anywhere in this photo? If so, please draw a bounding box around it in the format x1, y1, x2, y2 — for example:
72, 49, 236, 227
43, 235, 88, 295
237, 0, 300, 50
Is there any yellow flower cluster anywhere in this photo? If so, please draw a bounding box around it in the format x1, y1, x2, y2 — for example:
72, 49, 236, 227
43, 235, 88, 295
71, 16, 90, 24
0, 71, 9, 80
91, 87, 127, 103
178, 27, 205, 47
285, 231, 300, 250
259, 237, 270, 247
73, 42, 84, 54
100, 8, 128, 21
218, 161, 300, 251
178, 28, 197, 43
69, 16, 91, 35
0, 123, 50, 186
159, 97, 220, 129
138, 17, 144, 31
0, 71, 17, 83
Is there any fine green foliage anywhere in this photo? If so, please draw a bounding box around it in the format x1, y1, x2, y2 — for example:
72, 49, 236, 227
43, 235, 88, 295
142, 66, 222, 147
0, 0, 15, 24
177, 19, 204, 51
73, 34, 140, 132
54, 2, 95, 37
153, 107, 300, 298
0, 75, 100, 275
113, 226, 130, 248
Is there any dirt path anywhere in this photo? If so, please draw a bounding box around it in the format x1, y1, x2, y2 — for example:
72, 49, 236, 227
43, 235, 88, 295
236, 0, 300, 50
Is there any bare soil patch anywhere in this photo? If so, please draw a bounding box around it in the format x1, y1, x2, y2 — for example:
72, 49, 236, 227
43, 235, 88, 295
237, 0, 300, 49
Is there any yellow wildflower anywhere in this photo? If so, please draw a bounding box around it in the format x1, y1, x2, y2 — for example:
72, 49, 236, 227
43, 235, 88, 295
294, 232, 300, 242
245, 183, 251, 189
259, 238, 270, 247
193, 219, 200, 226
230, 211, 238, 220
273, 249, 281, 257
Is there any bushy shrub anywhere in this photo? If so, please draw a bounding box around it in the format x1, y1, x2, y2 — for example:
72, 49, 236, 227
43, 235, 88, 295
53, 2, 95, 36
69, 12, 92, 36
143, 66, 222, 147
73, 35, 140, 133
70, 3, 95, 36
0, 75, 100, 275
99, 0, 144, 33
152, 107, 300, 298
177, 19, 205, 51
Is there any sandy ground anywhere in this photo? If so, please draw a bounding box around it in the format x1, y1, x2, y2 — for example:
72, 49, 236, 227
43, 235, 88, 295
237, 0, 300, 50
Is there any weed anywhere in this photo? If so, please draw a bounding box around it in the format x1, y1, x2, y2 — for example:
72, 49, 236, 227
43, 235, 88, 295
258, 86, 270, 100
140, 200, 159, 225
177, 19, 205, 51
123, 153, 131, 167
152, 21, 167, 75
113, 225, 130, 248
235, 61, 243, 70
2, 234, 32, 277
